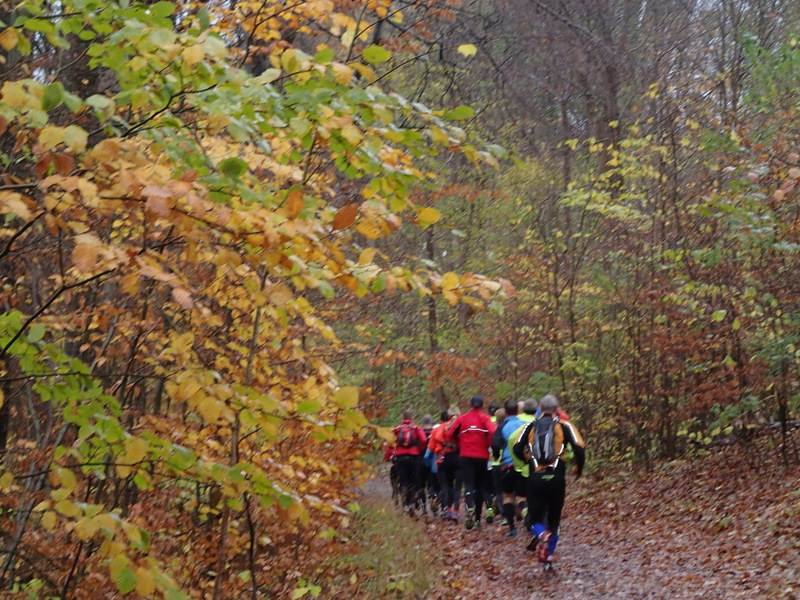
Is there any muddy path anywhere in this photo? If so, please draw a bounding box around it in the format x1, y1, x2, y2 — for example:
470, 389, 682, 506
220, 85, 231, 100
378, 448, 800, 600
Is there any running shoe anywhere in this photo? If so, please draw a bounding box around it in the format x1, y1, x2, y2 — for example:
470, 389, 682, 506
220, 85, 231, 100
485, 507, 494, 523
465, 508, 475, 530
507, 528, 517, 538
543, 561, 555, 574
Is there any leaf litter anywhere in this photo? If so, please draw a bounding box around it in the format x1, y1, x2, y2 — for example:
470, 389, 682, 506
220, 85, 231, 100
399, 431, 800, 600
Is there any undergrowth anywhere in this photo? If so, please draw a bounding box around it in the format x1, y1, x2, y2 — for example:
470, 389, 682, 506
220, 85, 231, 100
334, 483, 439, 599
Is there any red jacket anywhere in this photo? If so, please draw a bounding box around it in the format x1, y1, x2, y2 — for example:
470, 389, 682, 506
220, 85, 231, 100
383, 444, 397, 462
393, 419, 427, 457
449, 409, 496, 459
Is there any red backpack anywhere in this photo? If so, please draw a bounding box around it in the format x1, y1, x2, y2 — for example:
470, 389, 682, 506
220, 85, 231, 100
396, 423, 416, 448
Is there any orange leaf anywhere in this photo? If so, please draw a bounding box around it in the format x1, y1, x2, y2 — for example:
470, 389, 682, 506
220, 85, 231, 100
171, 287, 193, 309
286, 188, 304, 218
332, 203, 359, 230
72, 242, 99, 273
268, 283, 293, 305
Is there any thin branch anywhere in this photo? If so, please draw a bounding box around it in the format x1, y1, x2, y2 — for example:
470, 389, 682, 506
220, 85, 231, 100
0, 212, 44, 261
0, 269, 116, 360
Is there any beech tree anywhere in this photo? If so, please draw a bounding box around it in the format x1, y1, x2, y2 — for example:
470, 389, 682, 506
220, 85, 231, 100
0, 0, 507, 597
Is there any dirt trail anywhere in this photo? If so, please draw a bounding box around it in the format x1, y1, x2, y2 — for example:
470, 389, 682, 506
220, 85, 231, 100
400, 449, 800, 600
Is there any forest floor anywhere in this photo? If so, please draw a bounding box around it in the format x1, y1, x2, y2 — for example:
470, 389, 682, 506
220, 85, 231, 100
365, 432, 800, 600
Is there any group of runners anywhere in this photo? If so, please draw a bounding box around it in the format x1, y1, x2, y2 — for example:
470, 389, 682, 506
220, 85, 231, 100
384, 394, 585, 573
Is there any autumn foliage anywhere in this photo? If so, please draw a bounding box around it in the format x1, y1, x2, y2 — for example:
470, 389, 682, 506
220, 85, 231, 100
0, 0, 507, 597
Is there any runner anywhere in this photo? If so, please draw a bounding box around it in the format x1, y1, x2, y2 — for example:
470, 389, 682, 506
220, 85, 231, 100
490, 399, 527, 537
513, 394, 585, 573
448, 395, 496, 530
428, 406, 462, 520
392, 409, 428, 516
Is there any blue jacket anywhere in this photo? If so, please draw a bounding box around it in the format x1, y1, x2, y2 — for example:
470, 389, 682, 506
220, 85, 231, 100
500, 415, 524, 467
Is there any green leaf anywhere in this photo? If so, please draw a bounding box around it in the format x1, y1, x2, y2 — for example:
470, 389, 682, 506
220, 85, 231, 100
297, 399, 321, 414
63, 92, 82, 113
444, 105, 474, 120
723, 354, 736, 367
362, 45, 391, 65
150, 1, 176, 17
42, 83, 64, 112
316, 281, 335, 299
197, 7, 210, 31
314, 48, 334, 63
290, 117, 311, 137
219, 157, 249, 178
278, 494, 293, 510
27, 323, 45, 343
711, 310, 727, 322
86, 95, 112, 111
116, 567, 137, 594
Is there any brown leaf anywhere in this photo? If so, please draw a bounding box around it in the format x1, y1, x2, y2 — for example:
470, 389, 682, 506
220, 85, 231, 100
332, 203, 359, 230
53, 153, 74, 176
34, 152, 52, 178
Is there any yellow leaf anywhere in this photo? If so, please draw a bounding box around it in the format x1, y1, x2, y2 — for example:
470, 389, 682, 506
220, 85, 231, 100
341, 29, 355, 49
172, 332, 195, 354
358, 247, 378, 265
443, 289, 459, 306
197, 396, 221, 422
39, 125, 64, 151
1, 81, 29, 109
62, 125, 88, 153
418, 207, 441, 225
331, 62, 354, 85
0, 471, 13, 490
55, 499, 81, 518
0, 192, 34, 220
123, 437, 148, 466
457, 44, 477, 57
94, 513, 116, 533
183, 44, 205, 66
135, 567, 156, 597
354, 221, 382, 239
176, 377, 202, 402
334, 386, 359, 409
441, 272, 459, 291
340, 124, 363, 146
41, 511, 57, 531
0, 28, 19, 52
56, 468, 77, 493
75, 516, 100, 541
430, 126, 450, 144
